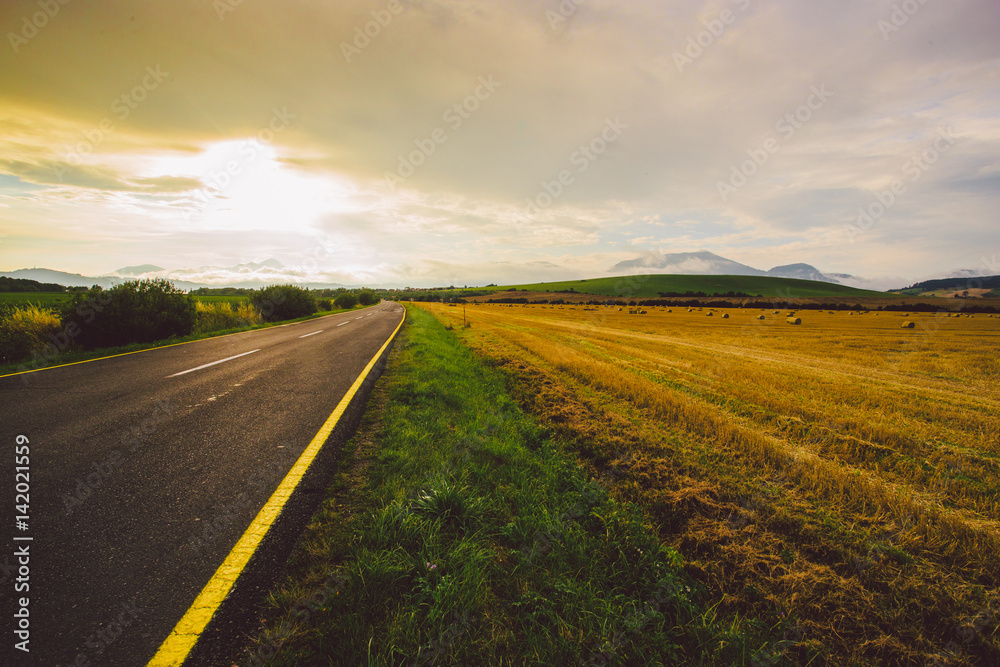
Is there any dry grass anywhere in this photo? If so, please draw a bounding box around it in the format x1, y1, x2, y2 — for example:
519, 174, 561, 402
417, 302, 1000, 666
193, 300, 262, 333
0, 303, 62, 363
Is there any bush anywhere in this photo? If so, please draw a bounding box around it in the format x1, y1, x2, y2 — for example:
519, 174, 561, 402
334, 292, 359, 309
0, 304, 62, 363
60, 279, 196, 350
194, 301, 263, 333
250, 284, 317, 322
358, 289, 377, 306
317, 298, 332, 311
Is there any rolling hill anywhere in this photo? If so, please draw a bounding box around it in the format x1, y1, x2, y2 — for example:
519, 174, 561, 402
494, 274, 889, 299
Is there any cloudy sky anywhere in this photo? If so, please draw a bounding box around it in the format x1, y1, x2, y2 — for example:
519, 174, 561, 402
1, 0, 998, 288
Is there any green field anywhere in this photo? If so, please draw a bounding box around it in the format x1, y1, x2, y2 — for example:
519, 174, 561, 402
492, 274, 889, 299
0, 292, 74, 307
189, 295, 250, 303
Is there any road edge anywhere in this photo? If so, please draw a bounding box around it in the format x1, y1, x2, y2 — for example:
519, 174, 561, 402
145, 305, 405, 667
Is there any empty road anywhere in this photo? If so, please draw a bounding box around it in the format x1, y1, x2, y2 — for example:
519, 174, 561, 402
2, 303, 405, 665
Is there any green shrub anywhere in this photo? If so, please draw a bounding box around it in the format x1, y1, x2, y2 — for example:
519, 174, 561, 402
334, 292, 359, 309
317, 298, 333, 311
60, 279, 196, 350
358, 289, 377, 306
0, 304, 62, 363
251, 284, 316, 322
194, 301, 263, 333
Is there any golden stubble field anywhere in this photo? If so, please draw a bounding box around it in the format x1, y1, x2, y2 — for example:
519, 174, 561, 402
419, 302, 1000, 666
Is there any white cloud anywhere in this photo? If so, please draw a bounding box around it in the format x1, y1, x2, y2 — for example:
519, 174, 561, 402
0, 0, 997, 285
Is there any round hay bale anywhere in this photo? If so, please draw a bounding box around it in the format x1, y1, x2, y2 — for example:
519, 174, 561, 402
787, 316, 801, 325
722, 313, 730, 319
706, 312, 714, 316
902, 321, 915, 328
757, 314, 765, 320
667, 309, 672, 313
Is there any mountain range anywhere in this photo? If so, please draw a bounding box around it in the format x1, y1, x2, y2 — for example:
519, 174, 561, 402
1, 252, 993, 292
610, 251, 863, 284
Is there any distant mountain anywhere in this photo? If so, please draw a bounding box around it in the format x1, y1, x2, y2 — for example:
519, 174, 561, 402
765, 263, 840, 283
611, 251, 765, 276
889, 275, 1000, 294
610, 252, 864, 287
115, 264, 165, 276
236, 259, 285, 271
0, 268, 119, 289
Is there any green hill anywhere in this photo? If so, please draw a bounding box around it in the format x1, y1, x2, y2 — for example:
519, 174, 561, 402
492, 274, 888, 299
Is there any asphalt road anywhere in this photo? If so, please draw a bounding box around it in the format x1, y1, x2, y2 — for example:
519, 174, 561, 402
1, 303, 404, 666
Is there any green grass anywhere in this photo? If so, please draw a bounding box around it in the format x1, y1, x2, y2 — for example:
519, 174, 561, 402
476, 275, 889, 299
0, 292, 75, 307
241, 305, 779, 666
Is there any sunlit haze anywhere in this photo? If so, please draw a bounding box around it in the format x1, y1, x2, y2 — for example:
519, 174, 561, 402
1, 0, 998, 288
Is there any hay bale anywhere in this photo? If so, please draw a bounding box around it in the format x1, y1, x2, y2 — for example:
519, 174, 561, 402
667, 309, 672, 313
902, 321, 915, 328
787, 316, 801, 325
773, 310, 780, 314
722, 313, 730, 319
757, 314, 765, 320
706, 312, 714, 317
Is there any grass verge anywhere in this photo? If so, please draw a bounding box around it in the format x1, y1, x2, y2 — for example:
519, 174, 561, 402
237, 304, 784, 666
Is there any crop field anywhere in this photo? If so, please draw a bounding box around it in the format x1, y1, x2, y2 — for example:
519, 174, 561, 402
420, 302, 1000, 665
0, 292, 74, 307
189, 294, 251, 304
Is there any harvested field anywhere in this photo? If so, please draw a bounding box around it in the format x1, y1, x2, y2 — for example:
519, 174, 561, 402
418, 302, 1000, 666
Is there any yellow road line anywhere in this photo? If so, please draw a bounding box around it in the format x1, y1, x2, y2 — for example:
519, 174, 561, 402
146, 309, 405, 666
